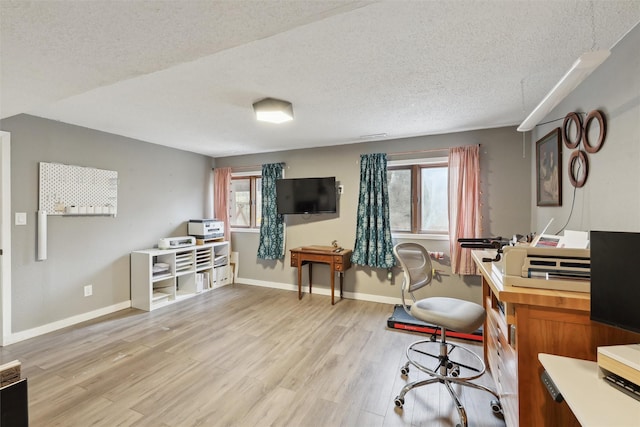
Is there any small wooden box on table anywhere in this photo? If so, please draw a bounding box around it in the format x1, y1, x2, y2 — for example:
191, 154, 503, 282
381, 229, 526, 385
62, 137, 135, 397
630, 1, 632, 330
290, 246, 352, 305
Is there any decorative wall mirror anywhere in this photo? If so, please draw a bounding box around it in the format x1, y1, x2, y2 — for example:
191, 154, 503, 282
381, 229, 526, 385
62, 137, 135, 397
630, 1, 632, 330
568, 150, 589, 188
583, 110, 606, 153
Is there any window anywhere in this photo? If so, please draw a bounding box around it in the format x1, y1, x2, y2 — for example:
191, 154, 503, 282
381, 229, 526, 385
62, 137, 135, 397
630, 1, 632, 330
388, 158, 448, 235
230, 173, 262, 228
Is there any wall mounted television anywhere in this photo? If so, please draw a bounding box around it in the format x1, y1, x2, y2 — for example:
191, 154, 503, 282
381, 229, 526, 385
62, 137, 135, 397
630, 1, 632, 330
276, 177, 337, 215
590, 230, 640, 334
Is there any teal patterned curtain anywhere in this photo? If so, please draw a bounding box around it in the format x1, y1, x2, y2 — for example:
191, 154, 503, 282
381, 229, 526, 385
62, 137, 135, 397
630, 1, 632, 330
351, 153, 395, 268
257, 163, 285, 260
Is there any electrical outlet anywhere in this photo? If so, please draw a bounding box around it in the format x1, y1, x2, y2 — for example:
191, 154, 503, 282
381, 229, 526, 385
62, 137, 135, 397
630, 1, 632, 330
15, 212, 27, 225
84, 285, 93, 297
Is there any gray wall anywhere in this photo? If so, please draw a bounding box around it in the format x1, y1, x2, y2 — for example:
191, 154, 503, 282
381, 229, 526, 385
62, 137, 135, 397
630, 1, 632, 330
530, 23, 640, 234
216, 126, 531, 305
3, 115, 212, 332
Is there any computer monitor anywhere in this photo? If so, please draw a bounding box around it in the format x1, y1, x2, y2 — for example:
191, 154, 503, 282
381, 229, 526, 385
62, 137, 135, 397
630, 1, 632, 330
590, 230, 640, 334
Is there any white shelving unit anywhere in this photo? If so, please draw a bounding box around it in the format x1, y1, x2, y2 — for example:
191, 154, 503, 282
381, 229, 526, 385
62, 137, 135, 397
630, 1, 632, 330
131, 242, 230, 311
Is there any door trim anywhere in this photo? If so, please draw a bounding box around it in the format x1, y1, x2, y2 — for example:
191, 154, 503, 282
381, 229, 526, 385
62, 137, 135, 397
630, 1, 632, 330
1, 131, 12, 346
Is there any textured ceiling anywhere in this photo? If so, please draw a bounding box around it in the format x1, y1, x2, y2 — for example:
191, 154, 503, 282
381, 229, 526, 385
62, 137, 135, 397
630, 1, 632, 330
1, 1, 639, 157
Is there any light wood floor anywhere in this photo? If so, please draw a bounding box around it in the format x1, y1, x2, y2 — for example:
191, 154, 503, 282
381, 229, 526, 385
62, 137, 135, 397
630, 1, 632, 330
1, 284, 506, 427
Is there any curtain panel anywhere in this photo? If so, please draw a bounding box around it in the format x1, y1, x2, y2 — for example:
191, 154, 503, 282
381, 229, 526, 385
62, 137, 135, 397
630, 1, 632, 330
257, 163, 285, 260
448, 145, 481, 275
351, 153, 395, 269
213, 167, 232, 241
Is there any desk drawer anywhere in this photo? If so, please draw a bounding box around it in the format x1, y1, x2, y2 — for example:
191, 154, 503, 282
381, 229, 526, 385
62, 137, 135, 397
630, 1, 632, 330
334, 253, 351, 270
290, 252, 298, 267
486, 302, 518, 427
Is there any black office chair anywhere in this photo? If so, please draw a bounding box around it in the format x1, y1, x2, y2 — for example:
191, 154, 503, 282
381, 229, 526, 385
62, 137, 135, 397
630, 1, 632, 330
392, 242, 502, 427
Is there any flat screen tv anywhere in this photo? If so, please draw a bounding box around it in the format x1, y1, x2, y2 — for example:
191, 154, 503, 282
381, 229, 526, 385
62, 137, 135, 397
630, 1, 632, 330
276, 177, 337, 215
590, 230, 640, 334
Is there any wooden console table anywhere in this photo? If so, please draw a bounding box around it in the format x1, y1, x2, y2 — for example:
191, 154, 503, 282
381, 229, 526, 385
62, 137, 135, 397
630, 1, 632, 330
472, 250, 640, 427
290, 246, 352, 305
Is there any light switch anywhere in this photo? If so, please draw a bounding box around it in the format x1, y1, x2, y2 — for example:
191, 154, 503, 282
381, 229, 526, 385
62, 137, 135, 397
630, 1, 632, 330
15, 212, 27, 225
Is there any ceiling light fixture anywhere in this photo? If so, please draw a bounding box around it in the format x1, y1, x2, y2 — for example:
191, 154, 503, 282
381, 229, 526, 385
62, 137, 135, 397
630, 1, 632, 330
517, 50, 610, 132
252, 98, 293, 124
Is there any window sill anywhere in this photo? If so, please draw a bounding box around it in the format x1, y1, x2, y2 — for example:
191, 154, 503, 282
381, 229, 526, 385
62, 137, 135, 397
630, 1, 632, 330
231, 228, 260, 234
392, 232, 449, 241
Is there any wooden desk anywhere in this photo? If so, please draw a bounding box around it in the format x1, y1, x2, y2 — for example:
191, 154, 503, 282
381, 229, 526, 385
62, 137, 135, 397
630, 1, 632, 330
472, 250, 640, 427
290, 246, 352, 305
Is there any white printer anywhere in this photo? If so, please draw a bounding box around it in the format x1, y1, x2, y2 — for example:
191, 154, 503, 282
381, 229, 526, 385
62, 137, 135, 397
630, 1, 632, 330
158, 236, 196, 249
188, 219, 225, 239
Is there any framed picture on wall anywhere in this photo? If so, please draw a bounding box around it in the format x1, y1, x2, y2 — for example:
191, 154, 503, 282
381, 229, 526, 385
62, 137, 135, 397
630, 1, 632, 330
536, 128, 562, 206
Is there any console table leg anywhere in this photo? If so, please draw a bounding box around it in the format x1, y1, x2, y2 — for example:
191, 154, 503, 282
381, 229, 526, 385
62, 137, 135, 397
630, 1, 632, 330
331, 267, 335, 305
297, 262, 302, 300
308, 263, 313, 295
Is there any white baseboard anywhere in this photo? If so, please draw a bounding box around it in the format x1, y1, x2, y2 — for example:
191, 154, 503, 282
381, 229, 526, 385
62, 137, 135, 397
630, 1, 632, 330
237, 277, 402, 306
5, 300, 131, 345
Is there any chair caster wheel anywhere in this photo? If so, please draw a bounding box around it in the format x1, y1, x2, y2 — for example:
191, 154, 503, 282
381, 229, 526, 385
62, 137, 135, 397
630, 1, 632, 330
450, 365, 460, 377
394, 397, 404, 408
400, 366, 409, 376
490, 399, 503, 414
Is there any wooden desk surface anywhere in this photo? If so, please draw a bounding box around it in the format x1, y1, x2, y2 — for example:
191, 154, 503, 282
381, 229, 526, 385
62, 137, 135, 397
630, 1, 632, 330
300, 245, 334, 251
472, 250, 590, 312
291, 246, 350, 255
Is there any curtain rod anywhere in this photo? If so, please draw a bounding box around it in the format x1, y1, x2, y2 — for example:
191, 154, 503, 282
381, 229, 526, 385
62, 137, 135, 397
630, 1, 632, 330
387, 144, 480, 157
387, 148, 448, 157
223, 162, 286, 172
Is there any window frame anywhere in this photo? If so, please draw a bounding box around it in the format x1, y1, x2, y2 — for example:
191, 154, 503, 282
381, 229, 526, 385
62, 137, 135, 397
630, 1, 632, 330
229, 170, 262, 232
388, 157, 449, 240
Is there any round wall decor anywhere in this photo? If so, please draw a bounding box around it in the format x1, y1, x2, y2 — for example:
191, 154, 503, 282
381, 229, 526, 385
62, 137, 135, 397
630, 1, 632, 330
562, 112, 582, 149
582, 110, 606, 153
568, 150, 589, 188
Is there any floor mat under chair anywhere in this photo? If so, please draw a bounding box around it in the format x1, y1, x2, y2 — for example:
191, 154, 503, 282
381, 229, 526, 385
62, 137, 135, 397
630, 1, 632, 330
387, 304, 483, 342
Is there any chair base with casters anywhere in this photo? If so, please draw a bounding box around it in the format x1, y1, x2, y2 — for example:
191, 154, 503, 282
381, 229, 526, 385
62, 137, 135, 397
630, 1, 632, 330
392, 243, 502, 427
393, 323, 503, 427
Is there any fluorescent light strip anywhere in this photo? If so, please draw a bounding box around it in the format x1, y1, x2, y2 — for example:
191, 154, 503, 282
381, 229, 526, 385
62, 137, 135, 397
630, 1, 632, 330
517, 50, 610, 132
359, 133, 388, 139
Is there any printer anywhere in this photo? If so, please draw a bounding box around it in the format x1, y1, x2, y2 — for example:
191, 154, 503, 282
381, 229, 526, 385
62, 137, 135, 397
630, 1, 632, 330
501, 246, 590, 292
158, 236, 196, 249
188, 219, 224, 239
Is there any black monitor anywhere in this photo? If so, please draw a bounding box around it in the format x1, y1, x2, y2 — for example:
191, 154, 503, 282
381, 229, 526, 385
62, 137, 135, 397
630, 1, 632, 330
590, 230, 640, 334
